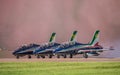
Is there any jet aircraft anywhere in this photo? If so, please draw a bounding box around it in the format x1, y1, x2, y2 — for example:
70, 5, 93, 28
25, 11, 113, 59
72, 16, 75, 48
12, 32, 56, 59
33, 31, 78, 58
53, 30, 78, 58
33, 32, 60, 58
54, 30, 114, 58
13, 43, 40, 59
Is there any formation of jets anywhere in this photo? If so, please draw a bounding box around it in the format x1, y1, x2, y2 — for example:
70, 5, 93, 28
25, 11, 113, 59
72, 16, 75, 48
13, 30, 114, 59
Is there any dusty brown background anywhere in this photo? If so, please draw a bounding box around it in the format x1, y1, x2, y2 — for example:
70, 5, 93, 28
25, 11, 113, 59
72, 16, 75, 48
0, 0, 120, 58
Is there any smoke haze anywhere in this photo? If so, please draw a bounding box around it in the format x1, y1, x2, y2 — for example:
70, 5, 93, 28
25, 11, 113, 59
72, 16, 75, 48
0, 0, 120, 57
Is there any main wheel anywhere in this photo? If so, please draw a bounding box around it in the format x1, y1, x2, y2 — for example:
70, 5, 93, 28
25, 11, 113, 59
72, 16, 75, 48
69, 54, 73, 58
41, 55, 45, 58
37, 55, 40, 58
16, 55, 19, 59
63, 54, 67, 58
83, 53, 88, 58
57, 55, 60, 58
48, 55, 52, 58
28, 55, 31, 59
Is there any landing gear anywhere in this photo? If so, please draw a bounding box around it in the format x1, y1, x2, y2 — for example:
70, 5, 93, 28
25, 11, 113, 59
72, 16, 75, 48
41, 55, 45, 58
37, 55, 40, 58
16, 55, 19, 59
69, 54, 73, 58
48, 55, 52, 58
63, 54, 67, 58
57, 55, 60, 58
83, 53, 88, 58
28, 55, 31, 59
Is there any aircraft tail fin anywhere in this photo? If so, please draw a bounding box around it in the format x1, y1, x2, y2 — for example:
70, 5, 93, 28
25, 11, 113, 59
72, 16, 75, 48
70, 31, 78, 41
49, 32, 56, 42
89, 30, 100, 46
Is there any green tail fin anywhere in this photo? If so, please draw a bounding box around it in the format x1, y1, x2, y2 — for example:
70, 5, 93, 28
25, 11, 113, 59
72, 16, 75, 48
49, 32, 56, 42
89, 30, 100, 46
70, 31, 78, 41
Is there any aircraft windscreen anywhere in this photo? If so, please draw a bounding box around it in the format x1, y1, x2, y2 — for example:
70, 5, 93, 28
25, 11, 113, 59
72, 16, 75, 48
40, 43, 54, 49
19, 43, 39, 49
59, 42, 76, 48
29, 43, 38, 46
19, 46, 27, 50
48, 43, 54, 46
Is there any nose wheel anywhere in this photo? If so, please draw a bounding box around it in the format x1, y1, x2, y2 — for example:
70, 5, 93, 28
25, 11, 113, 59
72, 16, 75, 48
28, 55, 31, 59
16, 55, 19, 59
83, 53, 88, 58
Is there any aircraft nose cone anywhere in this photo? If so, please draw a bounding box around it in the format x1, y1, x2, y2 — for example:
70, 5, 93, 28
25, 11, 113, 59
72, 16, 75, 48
12, 51, 17, 55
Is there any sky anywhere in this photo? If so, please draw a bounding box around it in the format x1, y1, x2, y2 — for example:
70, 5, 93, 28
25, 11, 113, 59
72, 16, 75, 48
0, 0, 120, 57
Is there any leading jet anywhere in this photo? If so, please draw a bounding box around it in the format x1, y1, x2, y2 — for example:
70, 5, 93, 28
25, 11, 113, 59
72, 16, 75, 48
13, 43, 40, 59
12, 32, 56, 59
33, 31, 78, 58
54, 30, 114, 58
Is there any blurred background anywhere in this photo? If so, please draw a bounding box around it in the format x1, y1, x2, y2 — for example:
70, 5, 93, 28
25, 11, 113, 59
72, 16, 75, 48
0, 0, 120, 58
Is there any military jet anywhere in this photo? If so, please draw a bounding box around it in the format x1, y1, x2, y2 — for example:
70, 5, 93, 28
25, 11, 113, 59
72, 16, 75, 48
33, 31, 77, 58
54, 30, 114, 58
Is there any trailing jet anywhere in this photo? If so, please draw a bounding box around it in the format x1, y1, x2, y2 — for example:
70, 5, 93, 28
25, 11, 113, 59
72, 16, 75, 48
53, 30, 78, 58
33, 31, 78, 58
12, 43, 40, 59
12, 32, 57, 59
33, 32, 60, 58
53, 30, 114, 58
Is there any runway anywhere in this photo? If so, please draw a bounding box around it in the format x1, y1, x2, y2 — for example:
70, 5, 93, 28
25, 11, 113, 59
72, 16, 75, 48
0, 58, 120, 62
0, 50, 120, 62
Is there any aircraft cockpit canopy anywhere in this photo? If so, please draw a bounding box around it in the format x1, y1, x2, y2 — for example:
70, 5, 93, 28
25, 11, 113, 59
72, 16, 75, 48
48, 42, 54, 46
19, 45, 27, 50
59, 41, 76, 48
40, 42, 54, 49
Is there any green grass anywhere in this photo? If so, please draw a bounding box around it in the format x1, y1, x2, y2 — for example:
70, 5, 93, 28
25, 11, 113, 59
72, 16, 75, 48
0, 62, 120, 75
